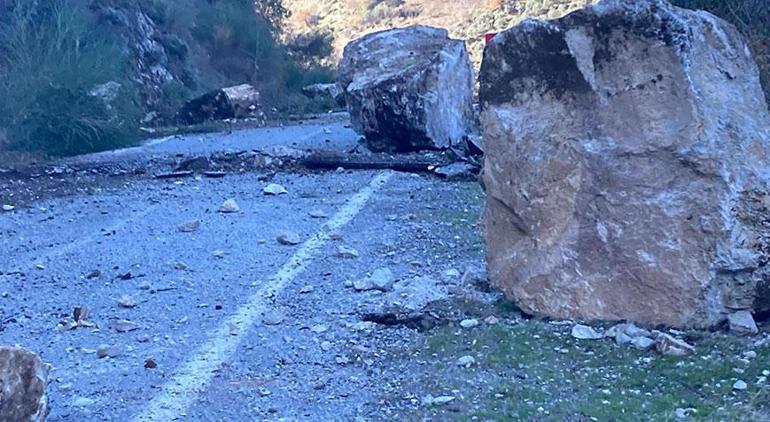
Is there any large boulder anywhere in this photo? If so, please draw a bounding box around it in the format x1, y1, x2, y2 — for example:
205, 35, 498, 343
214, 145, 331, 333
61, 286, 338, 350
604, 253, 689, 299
338, 25, 475, 152
0, 347, 50, 422
480, 0, 770, 328
177, 84, 262, 125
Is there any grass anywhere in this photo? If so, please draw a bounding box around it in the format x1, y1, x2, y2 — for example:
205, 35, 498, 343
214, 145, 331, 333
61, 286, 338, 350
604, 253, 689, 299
0, 0, 141, 156
407, 310, 770, 421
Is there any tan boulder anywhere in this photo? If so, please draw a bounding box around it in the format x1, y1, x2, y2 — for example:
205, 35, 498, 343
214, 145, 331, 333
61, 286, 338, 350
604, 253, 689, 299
480, 0, 770, 327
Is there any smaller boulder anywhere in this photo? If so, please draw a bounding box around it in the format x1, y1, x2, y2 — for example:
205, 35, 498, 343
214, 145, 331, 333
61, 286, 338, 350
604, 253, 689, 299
728, 311, 759, 335
177, 84, 261, 125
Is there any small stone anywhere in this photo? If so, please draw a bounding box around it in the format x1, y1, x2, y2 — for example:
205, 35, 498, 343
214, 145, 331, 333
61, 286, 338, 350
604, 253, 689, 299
728, 311, 759, 335
457, 355, 475, 367
444, 268, 461, 278
144, 358, 158, 369
310, 324, 328, 334
309, 209, 328, 218
335, 245, 359, 259
423, 395, 455, 406
263, 183, 288, 195
259, 388, 272, 397
212, 250, 226, 259
276, 231, 301, 246
218, 199, 240, 214
178, 220, 201, 233
460, 319, 479, 329
484, 316, 499, 325
369, 268, 394, 292
109, 319, 140, 333
630, 336, 656, 350
571, 324, 603, 340
733, 380, 748, 391
95, 345, 120, 359
173, 262, 188, 270
744, 351, 757, 359
117, 295, 137, 308
2, 204, 14, 212
675, 408, 696, 419
262, 310, 285, 326
85, 269, 101, 279
299, 285, 314, 294
0, 347, 49, 421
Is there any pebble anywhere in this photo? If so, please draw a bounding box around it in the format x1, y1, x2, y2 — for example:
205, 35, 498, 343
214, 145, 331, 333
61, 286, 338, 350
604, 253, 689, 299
457, 355, 475, 367
177, 220, 201, 233
96, 345, 120, 359
299, 285, 314, 294
276, 231, 301, 246
262, 310, 285, 326
309, 209, 328, 218
460, 319, 479, 329
484, 316, 499, 325
263, 183, 288, 195
743, 351, 757, 359
117, 295, 137, 308
335, 245, 359, 259
571, 324, 603, 340
2, 205, 14, 212
218, 199, 240, 214
310, 324, 328, 334
733, 380, 748, 391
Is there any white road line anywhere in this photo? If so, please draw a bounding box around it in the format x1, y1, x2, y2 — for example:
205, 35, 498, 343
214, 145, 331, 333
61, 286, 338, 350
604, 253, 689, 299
132, 171, 394, 421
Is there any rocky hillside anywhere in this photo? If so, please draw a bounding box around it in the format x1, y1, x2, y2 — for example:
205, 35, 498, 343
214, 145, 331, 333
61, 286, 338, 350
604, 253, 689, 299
282, 0, 597, 68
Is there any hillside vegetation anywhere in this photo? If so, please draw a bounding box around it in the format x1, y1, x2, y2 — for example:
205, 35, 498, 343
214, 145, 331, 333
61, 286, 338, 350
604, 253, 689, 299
0, 0, 331, 157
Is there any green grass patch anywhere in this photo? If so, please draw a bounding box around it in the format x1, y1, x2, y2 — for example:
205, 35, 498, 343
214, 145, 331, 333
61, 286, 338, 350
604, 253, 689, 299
411, 317, 770, 421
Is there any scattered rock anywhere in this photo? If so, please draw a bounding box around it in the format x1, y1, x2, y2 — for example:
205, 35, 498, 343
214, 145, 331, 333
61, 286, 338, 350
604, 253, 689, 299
299, 285, 314, 294
212, 250, 226, 259
173, 262, 188, 271
117, 295, 137, 308
484, 316, 499, 325
144, 358, 158, 369
354, 268, 394, 292
309, 209, 329, 219
728, 311, 759, 335
335, 245, 359, 259
263, 183, 288, 196
571, 324, 603, 340
630, 336, 656, 350
733, 380, 748, 391
262, 310, 285, 326
96, 345, 120, 359
422, 395, 455, 406
218, 199, 241, 214
276, 231, 301, 246
177, 220, 201, 233
675, 408, 696, 419
2, 204, 15, 212
310, 324, 328, 334
0, 347, 50, 422
435, 162, 479, 180
480, 0, 770, 328
460, 319, 479, 329
85, 269, 101, 279
338, 25, 475, 152
109, 319, 140, 333
655, 332, 696, 356
175, 156, 211, 173
457, 355, 475, 367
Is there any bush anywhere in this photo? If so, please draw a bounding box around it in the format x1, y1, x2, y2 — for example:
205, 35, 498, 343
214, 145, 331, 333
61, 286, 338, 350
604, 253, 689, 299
0, 0, 141, 156
671, 0, 770, 105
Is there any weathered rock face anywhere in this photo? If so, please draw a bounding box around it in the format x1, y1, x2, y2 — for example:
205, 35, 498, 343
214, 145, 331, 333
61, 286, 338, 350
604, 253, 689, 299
0, 347, 50, 422
338, 25, 475, 152
177, 84, 262, 125
480, 0, 770, 328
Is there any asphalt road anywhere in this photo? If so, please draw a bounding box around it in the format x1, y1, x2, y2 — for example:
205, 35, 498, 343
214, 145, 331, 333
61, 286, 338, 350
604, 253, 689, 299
0, 121, 486, 421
